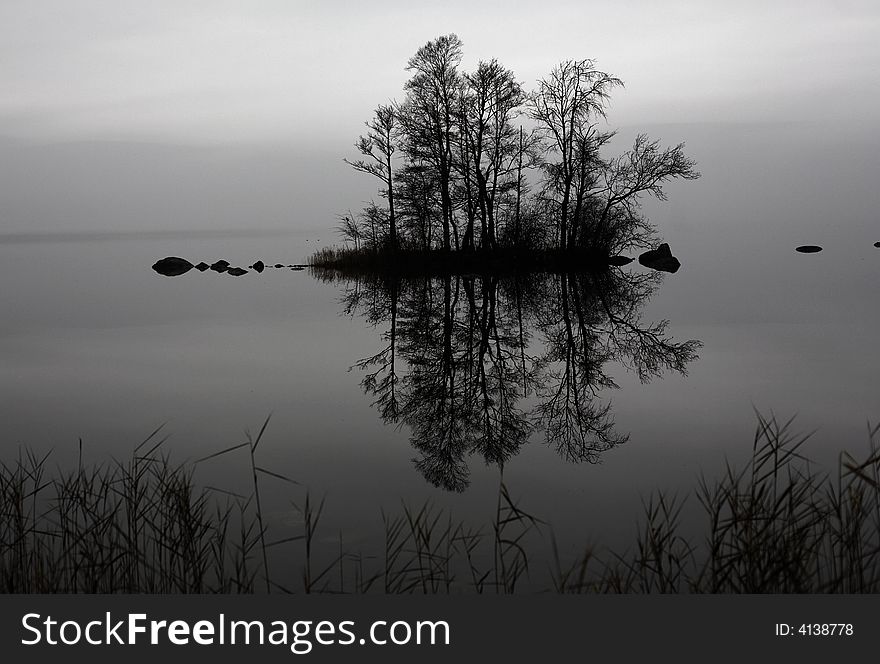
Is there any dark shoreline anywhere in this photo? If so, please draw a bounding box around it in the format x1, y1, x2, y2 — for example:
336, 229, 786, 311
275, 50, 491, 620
307, 246, 629, 277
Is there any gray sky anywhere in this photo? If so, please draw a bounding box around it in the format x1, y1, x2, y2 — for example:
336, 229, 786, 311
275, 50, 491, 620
1, 1, 878, 234
3, 0, 878, 144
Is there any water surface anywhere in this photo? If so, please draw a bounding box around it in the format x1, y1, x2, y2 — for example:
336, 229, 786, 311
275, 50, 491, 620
2, 123, 878, 561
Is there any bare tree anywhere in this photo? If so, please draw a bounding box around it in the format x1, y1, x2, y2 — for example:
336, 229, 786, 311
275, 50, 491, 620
336, 210, 363, 250
345, 104, 400, 250
399, 34, 464, 252
593, 135, 699, 251
461, 60, 526, 250
531, 60, 622, 250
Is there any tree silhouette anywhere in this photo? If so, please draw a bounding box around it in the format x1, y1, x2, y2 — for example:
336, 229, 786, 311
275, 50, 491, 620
336, 37, 699, 263
399, 35, 464, 253
345, 105, 401, 251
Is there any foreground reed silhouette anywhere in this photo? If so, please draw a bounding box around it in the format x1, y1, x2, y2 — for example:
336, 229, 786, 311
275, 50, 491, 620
2, 414, 879, 593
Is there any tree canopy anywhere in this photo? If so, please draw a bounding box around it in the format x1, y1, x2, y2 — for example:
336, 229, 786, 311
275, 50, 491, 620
339, 34, 699, 261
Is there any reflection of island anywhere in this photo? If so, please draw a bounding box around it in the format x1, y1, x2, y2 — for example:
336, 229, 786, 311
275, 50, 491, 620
316, 268, 701, 492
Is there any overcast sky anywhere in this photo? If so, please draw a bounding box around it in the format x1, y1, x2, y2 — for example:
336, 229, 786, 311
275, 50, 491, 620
1, 1, 878, 235
2, 0, 878, 145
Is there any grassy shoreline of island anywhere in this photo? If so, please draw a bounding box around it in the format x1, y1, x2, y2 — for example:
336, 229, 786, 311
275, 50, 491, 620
306, 245, 624, 276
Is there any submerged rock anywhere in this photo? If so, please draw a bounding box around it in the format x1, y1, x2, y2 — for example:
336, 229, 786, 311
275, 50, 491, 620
210, 260, 230, 273
195, 262, 210, 271
226, 267, 248, 276
607, 256, 634, 267
152, 257, 193, 277
874, 242, 880, 248
638, 243, 681, 273
252, 260, 265, 273
275, 263, 284, 268
795, 245, 823, 253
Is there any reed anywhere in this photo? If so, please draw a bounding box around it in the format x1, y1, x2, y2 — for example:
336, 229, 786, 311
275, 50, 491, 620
2, 413, 879, 593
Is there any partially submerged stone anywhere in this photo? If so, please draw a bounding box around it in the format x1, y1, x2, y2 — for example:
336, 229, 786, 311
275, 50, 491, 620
251, 260, 265, 273
226, 267, 248, 276
638, 243, 681, 273
152, 257, 193, 277
195, 262, 210, 271
210, 260, 230, 273
795, 245, 823, 253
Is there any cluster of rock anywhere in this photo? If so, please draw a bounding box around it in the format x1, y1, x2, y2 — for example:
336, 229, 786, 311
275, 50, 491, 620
156, 241, 876, 279
151, 257, 307, 277
606, 243, 681, 273
608, 241, 880, 272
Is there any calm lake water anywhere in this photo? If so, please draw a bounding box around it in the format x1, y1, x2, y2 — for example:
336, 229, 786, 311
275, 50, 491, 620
1, 122, 878, 567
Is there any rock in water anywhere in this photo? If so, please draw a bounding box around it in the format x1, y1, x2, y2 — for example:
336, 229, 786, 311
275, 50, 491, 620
638, 243, 681, 273
252, 260, 265, 273
874, 242, 880, 248
795, 245, 823, 253
607, 256, 634, 266
195, 262, 210, 271
274, 263, 284, 268
226, 267, 248, 276
152, 257, 193, 276
210, 260, 230, 273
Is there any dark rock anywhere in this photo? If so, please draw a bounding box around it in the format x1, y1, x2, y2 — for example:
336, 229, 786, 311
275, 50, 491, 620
152, 257, 193, 277
210, 260, 230, 273
195, 262, 210, 271
795, 245, 823, 253
874, 242, 880, 248
290, 266, 305, 271
226, 267, 248, 276
252, 260, 265, 273
274, 263, 284, 268
607, 256, 634, 266
638, 243, 681, 273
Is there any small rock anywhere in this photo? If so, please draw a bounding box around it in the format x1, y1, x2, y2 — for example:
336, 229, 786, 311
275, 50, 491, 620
874, 242, 880, 248
638, 243, 681, 273
152, 257, 193, 277
607, 256, 633, 266
795, 245, 823, 253
226, 267, 248, 276
210, 260, 230, 273
290, 266, 305, 271
195, 262, 210, 271
251, 260, 265, 273
274, 263, 284, 268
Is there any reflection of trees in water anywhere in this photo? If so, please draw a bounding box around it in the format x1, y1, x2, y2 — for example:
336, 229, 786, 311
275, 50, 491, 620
317, 269, 700, 492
